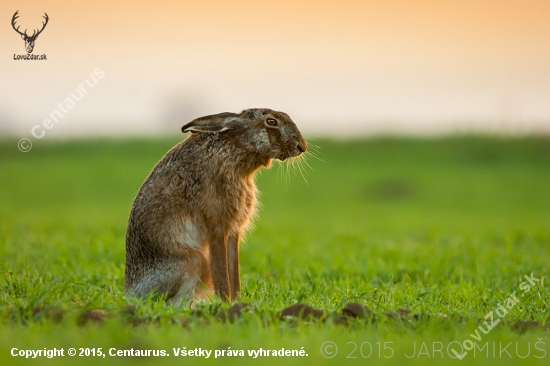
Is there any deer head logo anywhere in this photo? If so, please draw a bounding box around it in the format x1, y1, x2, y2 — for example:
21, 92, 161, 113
12, 11, 49, 54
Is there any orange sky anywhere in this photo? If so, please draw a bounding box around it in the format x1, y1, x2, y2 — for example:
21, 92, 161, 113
1, 0, 549, 136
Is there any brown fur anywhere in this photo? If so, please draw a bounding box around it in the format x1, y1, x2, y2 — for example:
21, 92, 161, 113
125, 108, 307, 305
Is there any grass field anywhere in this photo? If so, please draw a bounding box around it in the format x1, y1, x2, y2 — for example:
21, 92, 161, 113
0, 135, 549, 366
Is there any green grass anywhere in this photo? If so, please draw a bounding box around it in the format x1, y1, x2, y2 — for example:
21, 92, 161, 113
0, 135, 549, 366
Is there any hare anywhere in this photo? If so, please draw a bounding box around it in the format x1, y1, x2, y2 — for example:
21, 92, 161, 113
125, 108, 307, 305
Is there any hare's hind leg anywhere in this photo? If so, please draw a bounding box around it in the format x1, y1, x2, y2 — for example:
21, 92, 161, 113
128, 248, 212, 307
167, 248, 213, 306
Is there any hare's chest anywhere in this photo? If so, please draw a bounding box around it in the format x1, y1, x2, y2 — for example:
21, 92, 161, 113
203, 178, 257, 231
242, 183, 257, 218
229, 180, 258, 232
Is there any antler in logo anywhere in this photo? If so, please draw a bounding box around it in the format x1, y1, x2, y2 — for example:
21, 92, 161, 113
12, 11, 49, 54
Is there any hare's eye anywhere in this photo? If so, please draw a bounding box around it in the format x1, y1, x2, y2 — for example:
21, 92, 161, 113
266, 118, 278, 126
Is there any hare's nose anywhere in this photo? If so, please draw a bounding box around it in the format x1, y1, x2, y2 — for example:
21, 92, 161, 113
297, 142, 307, 153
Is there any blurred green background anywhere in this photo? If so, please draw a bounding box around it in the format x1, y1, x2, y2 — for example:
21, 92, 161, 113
3, 136, 550, 234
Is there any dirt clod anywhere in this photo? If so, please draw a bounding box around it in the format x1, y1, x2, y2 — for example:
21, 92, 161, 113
397, 309, 412, 317
281, 303, 324, 320
512, 320, 540, 333
77, 309, 106, 326
332, 315, 350, 325
386, 308, 413, 319
218, 303, 253, 322
32, 306, 65, 323
342, 303, 373, 318
122, 305, 137, 316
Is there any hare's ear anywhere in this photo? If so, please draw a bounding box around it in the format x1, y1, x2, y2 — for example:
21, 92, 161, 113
181, 112, 242, 133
